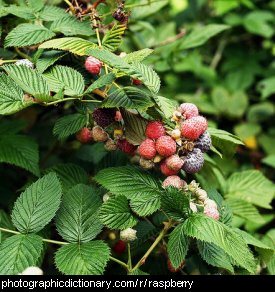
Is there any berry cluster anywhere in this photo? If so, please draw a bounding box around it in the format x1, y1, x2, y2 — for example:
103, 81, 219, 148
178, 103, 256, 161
162, 177, 220, 221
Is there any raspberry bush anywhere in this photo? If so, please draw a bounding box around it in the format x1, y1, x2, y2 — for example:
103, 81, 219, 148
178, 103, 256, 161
0, 0, 274, 276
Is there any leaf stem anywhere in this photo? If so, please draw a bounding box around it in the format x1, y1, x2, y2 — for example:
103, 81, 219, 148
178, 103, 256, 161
127, 243, 132, 272
132, 221, 173, 271
15, 48, 31, 61
0, 60, 18, 66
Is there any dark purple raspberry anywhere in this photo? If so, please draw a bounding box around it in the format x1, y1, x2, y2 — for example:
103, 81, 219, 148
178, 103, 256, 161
182, 148, 204, 174
195, 131, 212, 153
93, 108, 116, 128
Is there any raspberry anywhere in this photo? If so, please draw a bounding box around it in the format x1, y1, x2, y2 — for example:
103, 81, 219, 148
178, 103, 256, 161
117, 139, 136, 155
204, 206, 220, 221
195, 131, 212, 152
105, 138, 117, 151
115, 111, 123, 122
204, 198, 218, 209
189, 202, 198, 213
162, 175, 186, 189
85, 56, 102, 75
182, 148, 204, 174
146, 121, 166, 140
160, 161, 179, 176
139, 157, 155, 169
139, 139, 156, 160
15, 59, 34, 69
180, 116, 208, 140
132, 79, 142, 86
76, 127, 93, 144
93, 108, 116, 128
103, 193, 110, 202
113, 240, 126, 254
92, 126, 108, 142
195, 189, 208, 201
165, 154, 184, 171
19, 266, 43, 275
120, 228, 137, 242
179, 103, 199, 119
156, 136, 177, 157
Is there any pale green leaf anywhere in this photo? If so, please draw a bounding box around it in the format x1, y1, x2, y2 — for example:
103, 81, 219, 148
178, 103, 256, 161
102, 24, 126, 51
36, 51, 66, 73
84, 73, 116, 94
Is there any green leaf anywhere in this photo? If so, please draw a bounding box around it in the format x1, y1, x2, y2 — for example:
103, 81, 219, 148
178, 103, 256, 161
130, 221, 157, 250
0, 210, 14, 243
53, 113, 87, 140
225, 170, 274, 209
86, 48, 161, 94
258, 77, 275, 99
121, 109, 147, 145
129, 269, 149, 275
0, 73, 34, 115
56, 184, 103, 243
50, 15, 93, 37
5, 23, 55, 48
262, 155, 275, 168
94, 166, 161, 200
123, 49, 154, 63
0, 119, 26, 135
102, 24, 126, 51
103, 87, 153, 111
27, 0, 44, 12
48, 163, 89, 192
39, 5, 68, 21
36, 51, 66, 73
3, 65, 49, 97
247, 102, 274, 123
76, 143, 107, 164
167, 224, 190, 269
208, 127, 244, 158
161, 187, 190, 221
153, 95, 177, 119
226, 198, 265, 224
130, 193, 161, 216
84, 73, 116, 94
180, 24, 230, 50
182, 213, 256, 273
0, 234, 43, 275
55, 241, 110, 275
197, 241, 234, 272
39, 37, 97, 56
43, 65, 85, 96
0, 134, 39, 176
99, 195, 138, 229
3, 5, 35, 20
11, 173, 62, 233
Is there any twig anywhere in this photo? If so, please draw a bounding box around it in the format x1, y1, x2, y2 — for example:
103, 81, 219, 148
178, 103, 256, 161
151, 30, 186, 48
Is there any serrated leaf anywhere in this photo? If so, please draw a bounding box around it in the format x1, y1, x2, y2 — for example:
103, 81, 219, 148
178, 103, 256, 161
0, 234, 43, 275
225, 170, 274, 209
3, 65, 49, 97
11, 173, 62, 233
39, 37, 97, 56
179, 24, 230, 50
86, 48, 161, 94
0, 210, 14, 243
84, 73, 116, 94
130, 193, 161, 216
36, 51, 66, 73
39, 5, 68, 21
50, 15, 93, 37
48, 163, 89, 192
55, 241, 110, 275
0, 134, 39, 176
94, 166, 161, 200
130, 221, 157, 250
197, 241, 234, 272
123, 49, 154, 63
102, 24, 126, 51
153, 95, 177, 119
129, 269, 149, 275
53, 113, 87, 140
56, 184, 103, 243
161, 187, 190, 221
27, 0, 44, 12
99, 195, 138, 229
3, 5, 35, 20
167, 224, 190, 269
103, 87, 153, 111
0, 73, 34, 115
5, 23, 55, 48
43, 65, 85, 96
121, 109, 147, 145
182, 213, 256, 273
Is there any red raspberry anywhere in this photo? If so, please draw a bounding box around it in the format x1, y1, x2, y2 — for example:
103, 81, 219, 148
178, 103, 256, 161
180, 116, 208, 140
204, 206, 220, 221
156, 136, 177, 157
160, 161, 179, 176
76, 127, 93, 144
115, 111, 123, 122
162, 175, 186, 189
92, 126, 108, 142
165, 154, 184, 171
139, 139, 156, 160
132, 79, 142, 86
117, 139, 136, 155
113, 240, 126, 254
146, 121, 166, 140
179, 103, 199, 119
85, 56, 102, 75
